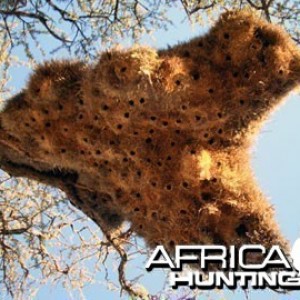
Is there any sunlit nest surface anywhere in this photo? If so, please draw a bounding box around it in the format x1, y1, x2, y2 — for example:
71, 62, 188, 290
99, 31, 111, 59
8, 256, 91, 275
1, 10, 300, 260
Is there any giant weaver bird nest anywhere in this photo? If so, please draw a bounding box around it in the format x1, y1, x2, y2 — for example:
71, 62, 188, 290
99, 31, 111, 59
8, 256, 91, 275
1, 10, 300, 255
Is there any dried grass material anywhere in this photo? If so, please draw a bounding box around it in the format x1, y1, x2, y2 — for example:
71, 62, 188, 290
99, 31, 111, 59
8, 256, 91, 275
1, 10, 300, 256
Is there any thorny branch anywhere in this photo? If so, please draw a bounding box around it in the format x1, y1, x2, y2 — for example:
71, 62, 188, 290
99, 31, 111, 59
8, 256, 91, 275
245, 0, 274, 21
0, 0, 171, 58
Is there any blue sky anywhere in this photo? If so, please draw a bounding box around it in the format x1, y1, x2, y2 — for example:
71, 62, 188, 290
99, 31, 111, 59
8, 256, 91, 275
4, 5, 300, 300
